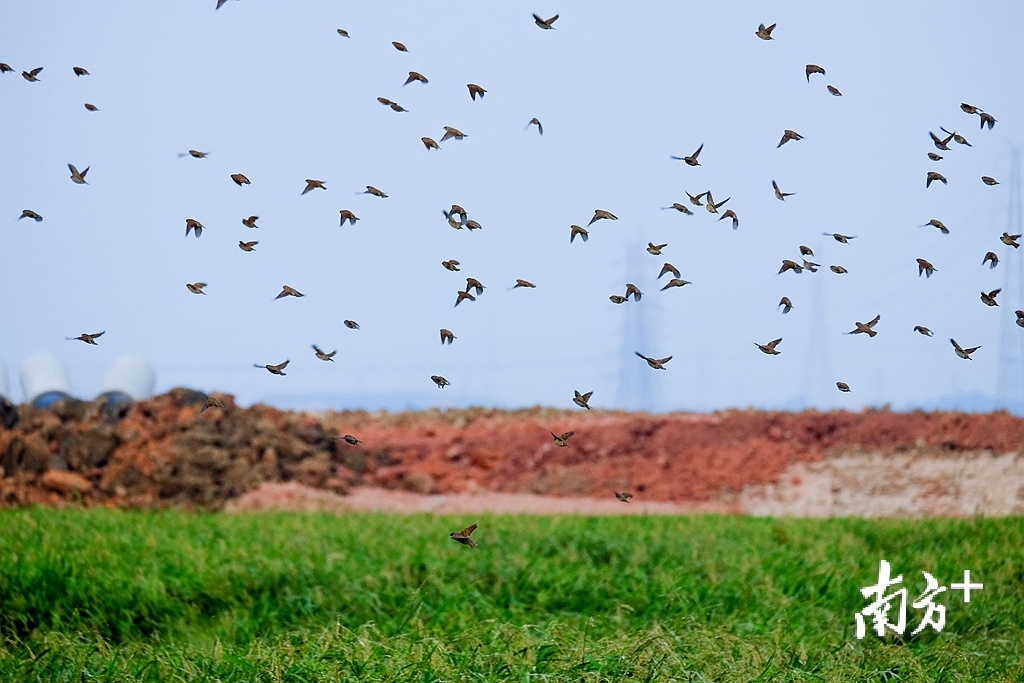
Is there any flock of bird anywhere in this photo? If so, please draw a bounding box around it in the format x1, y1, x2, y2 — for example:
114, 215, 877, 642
5, 6, 1020, 515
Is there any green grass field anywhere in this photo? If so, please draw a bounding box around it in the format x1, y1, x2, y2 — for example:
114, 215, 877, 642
0, 509, 1022, 682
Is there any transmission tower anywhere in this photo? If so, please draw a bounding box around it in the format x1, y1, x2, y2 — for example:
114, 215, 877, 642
996, 146, 1024, 414
615, 238, 657, 412
800, 273, 832, 409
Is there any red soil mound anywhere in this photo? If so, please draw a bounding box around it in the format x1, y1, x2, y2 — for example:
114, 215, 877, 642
1, 389, 1022, 509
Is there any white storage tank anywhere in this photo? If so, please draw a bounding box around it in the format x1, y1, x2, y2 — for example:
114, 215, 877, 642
99, 355, 156, 400
21, 352, 73, 407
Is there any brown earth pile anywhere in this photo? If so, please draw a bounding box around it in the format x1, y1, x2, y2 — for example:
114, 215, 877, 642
1, 389, 1023, 509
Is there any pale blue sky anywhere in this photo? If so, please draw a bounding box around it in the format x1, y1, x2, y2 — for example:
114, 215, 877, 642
1, 1, 1022, 412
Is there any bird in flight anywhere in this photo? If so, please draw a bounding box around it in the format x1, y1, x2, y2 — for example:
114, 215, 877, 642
467, 83, 486, 100
230, 173, 250, 186
671, 144, 702, 166
527, 118, 544, 135
913, 326, 933, 337
826, 85, 842, 96
19, 209, 42, 222
980, 289, 1001, 307
836, 382, 851, 393
777, 129, 803, 147
1000, 232, 1021, 248
186, 282, 207, 295
344, 320, 360, 330
242, 215, 259, 228
363, 185, 388, 198
421, 137, 441, 151
68, 331, 105, 345
755, 338, 783, 355
202, 396, 226, 412
431, 375, 450, 388
405, 71, 428, 85
805, 64, 825, 81
533, 13, 559, 29
779, 297, 793, 314
551, 431, 574, 447
513, 279, 536, 288
185, 218, 204, 238
254, 360, 290, 375
635, 352, 671, 370
339, 210, 360, 226
312, 345, 336, 362
441, 126, 468, 142
646, 242, 667, 256
846, 314, 881, 337
660, 278, 691, 291
392, 41, 408, 52
615, 491, 633, 503
570, 225, 589, 243
950, 339, 981, 360
755, 22, 776, 40
588, 209, 618, 226
704, 192, 730, 214
916, 258, 937, 278
275, 285, 304, 299
340, 435, 361, 445
449, 523, 478, 548
982, 176, 1000, 186
624, 283, 643, 301
982, 252, 999, 268
662, 203, 694, 215
719, 209, 739, 229
302, 179, 326, 195
823, 232, 855, 243
68, 164, 89, 184
238, 241, 258, 252
926, 171, 947, 188
22, 67, 43, 82
921, 219, 949, 235
772, 179, 795, 201
573, 390, 593, 410
440, 329, 456, 345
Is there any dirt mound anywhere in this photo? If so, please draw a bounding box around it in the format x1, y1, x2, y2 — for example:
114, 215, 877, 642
1, 391, 1023, 511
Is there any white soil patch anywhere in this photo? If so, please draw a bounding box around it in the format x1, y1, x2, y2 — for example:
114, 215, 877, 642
226, 450, 1024, 517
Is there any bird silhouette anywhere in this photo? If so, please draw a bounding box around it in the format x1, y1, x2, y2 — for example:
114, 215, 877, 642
846, 314, 881, 337
308, 345, 335, 362
980, 289, 1001, 307
755, 338, 783, 355
67, 331, 104, 345
671, 144, 703, 166
68, 164, 89, 184
533, 13, 559, 29
805, 64, 825, 81
255, 360, 290, 375
449, 524, 478, 547
916, 258, 937, 278
772, 179, 795, 201
635, 352, 671, 370
275, 285, 304, 299
755, 22, 776, 40
302, 179, 326, 194
573, 390, 593, 410
950, 339, 980, 360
